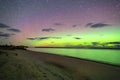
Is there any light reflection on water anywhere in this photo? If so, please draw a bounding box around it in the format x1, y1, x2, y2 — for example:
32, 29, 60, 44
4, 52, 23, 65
27, 48, 120, 66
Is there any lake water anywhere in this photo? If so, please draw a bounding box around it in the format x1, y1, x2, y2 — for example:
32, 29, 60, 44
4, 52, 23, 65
27, 48, 120, 66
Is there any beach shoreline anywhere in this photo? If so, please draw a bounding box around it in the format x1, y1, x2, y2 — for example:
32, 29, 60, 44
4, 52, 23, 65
0, 49, 120, 80
27, 48, 120, 67
26, 49, 120, 80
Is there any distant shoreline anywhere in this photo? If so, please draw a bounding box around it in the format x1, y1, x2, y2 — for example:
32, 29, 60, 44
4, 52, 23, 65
34, 47, 120, 50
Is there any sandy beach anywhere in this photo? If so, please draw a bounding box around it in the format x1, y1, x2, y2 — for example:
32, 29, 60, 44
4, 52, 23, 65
0, 49, 120, 80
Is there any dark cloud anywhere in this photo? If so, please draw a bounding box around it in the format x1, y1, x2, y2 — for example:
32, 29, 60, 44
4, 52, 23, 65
0, 23, 21, 33
27, 38, 36, 40
74, 37, 81, 39
27, 37, 49, 40
42, 28, 55, 32
54, 23, 64, 26
27, 37, 62, 40
7, 28, 21, 32
92, 42, 99, 46
0, 32, 11, 37
0, 23, 10, 28
37, 37, 62, 40
107, 42, 120, 44
38, 37, 50, 40
72, 25, 77, 27
86, 23, 110, 28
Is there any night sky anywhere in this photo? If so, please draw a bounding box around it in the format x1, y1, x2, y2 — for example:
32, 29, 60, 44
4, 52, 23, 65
0, 0, 120, 47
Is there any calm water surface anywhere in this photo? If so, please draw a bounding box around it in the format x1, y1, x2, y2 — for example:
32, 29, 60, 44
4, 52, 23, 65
27, 48, 120, 66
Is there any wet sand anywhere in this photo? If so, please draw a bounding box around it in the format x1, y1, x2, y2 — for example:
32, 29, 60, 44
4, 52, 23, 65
26, 50, 120, 80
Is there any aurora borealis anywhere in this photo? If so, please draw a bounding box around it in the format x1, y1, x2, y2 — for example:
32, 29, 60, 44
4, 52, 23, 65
0, 0, 120, 47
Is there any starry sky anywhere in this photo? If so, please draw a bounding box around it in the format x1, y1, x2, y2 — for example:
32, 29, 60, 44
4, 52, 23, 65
0, 0, 120, 47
